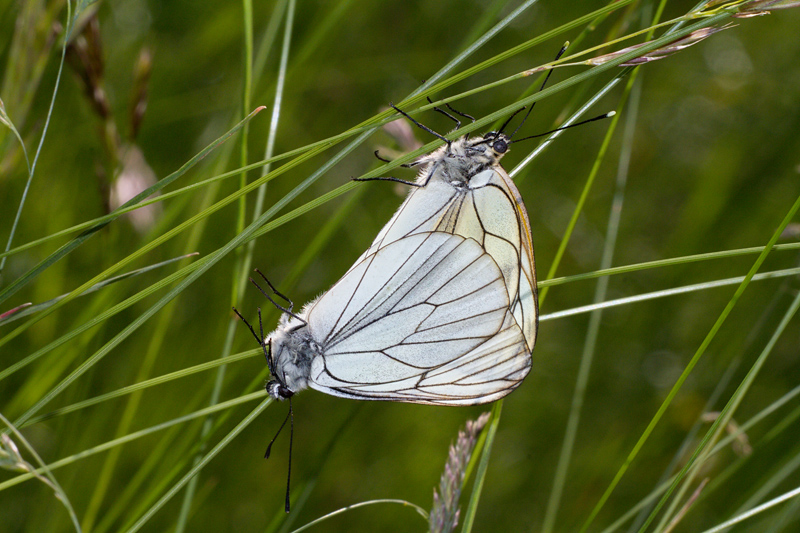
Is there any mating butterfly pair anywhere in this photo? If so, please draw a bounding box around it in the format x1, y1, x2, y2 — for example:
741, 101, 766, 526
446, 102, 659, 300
236, 102, 540, 407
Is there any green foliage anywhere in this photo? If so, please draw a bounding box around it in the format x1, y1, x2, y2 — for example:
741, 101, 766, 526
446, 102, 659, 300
2, 1, 800, 532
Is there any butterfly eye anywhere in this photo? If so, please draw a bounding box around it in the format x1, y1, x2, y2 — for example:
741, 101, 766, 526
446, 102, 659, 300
267, 380, 294, 400
492, 139, 508, 154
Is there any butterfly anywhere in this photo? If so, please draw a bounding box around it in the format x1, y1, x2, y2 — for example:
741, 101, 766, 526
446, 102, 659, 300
355, 103, 539, 353
353, 96, 613, 353
238, 230, 531, 406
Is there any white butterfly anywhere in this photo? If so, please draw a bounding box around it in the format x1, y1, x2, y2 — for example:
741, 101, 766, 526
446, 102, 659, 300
240, 231, 530, 405
352, 100, 612, 358
356, 104, 539, 352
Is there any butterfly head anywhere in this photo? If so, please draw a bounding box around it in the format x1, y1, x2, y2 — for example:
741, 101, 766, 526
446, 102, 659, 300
480, 131, 510, 156
265, 313, 317, 400
463, 131, 510, 166
266, 379, 294, 401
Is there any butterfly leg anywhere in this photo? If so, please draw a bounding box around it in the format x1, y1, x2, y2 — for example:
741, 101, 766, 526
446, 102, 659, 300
372, 149, 415, 168
428, 96, 463, 131
232, 306, 272, 364
249, 271, 308, 325
352, 175, 422, 187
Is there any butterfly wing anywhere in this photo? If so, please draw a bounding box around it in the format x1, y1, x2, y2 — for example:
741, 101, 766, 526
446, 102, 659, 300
491, 166, 538, 352
359, 165, 538, 351
304, 232, 531, 405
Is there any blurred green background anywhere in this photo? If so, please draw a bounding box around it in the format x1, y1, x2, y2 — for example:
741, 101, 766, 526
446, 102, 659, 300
2, 0, 800, 531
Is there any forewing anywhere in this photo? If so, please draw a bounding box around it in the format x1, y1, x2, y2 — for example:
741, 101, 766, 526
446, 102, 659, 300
305, 232, 531, 404
355, 177, 457, 262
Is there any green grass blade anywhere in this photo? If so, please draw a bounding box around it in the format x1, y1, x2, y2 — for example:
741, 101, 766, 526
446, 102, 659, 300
125, 398, 273, 533
0, 106, 265, 306
580, 186, 800, 532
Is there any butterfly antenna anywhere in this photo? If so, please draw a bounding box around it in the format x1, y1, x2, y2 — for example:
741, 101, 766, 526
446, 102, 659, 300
263, 400, 294, 512
509, 111, 615, 144
285, 399, 294, 513
497, 106, 528, 136
469, 105, 528, 149
259, 310, 277, 375
233, 306, 268, 350
509, 42, 570, 139
265, 403, 291, 459
258, 307, 266, 345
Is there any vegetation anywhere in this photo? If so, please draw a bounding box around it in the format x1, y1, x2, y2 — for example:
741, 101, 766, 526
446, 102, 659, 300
2, 0, 800, 531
